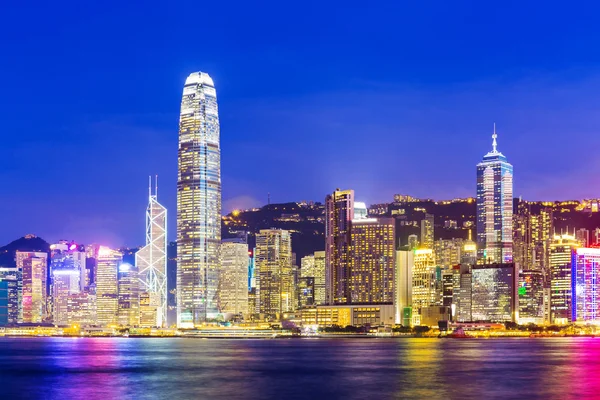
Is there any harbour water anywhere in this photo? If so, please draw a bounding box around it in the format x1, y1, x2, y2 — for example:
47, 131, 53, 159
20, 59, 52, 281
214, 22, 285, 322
1, 337, 598, 399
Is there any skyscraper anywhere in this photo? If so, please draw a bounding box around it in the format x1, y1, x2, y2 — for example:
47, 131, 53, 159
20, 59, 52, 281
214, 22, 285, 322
301, 251, 326, 305
471, 263, 518, 322
49, 242, 85, 325
96, 247, 121, 326
255, 229, 293, 317
420, 214, 434, 249
17, 251, 48, 323
476, 125, 513, 263
325, 189, 354, 304
572, 247, 600, 323
349, 217, 396, 304
411, 249, 440, 325
118, 263, 140, 327
549, 234, 580, 324
177, 71, 222, 327
395, 250, 414, 326
135, 177, 167, 327
219, 238, 249, 316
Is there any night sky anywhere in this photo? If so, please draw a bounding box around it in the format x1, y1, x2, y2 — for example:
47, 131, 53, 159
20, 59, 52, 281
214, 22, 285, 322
2, 1, 600, 247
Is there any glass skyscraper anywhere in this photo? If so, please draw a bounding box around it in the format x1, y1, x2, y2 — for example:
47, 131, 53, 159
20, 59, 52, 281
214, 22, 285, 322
476, 125, 513, 263
177, 71, 221, 327
135, 176, 167, 327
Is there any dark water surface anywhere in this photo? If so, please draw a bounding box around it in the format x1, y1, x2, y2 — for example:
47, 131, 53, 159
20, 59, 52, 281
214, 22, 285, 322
0, 337, 598, 399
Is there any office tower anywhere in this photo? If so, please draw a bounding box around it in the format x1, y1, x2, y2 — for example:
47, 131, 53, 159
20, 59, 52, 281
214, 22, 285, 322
354, 202, 368, 220
420, 214, 434, 249
513, 204, 553, 273
441, 270, 455, 307
434, 238, 464, 269
96, 247, 121, 326
301, 251, 326, 305
255, 229, 293, 317
407, 235, 419, 250
177, 71, 221, 327
135, 177, 168, 327
0, 268, 20, 324
313, 251, 326, 305
572, 248, 600, 322
411, 249, 440, 325
139, 292, 159, 327
85, 244, 100, 288
248, 250, 256, 291
325, 189, 354, 304
49, 243, 84, 325
349, 217, 396, 303
117, 263, 139, 327
219, 238, 249, 316
461, 232, 478, 265
297, 277, 315, 308
476, 125, 513, 263
549, 234, 580, 323
518, 269, 545, 324
17, 251, 48, 323
471, 263, 518, 322
576, 229, 590, 247
66, 292, 95, 326
456, 267, 472, 322
395, 250, 414, 326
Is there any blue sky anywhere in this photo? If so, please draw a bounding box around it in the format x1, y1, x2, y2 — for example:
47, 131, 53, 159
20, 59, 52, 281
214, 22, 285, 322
1, 1, 600, 246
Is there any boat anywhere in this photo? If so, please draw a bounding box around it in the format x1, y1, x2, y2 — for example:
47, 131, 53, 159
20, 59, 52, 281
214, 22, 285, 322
440, 327, 473, 339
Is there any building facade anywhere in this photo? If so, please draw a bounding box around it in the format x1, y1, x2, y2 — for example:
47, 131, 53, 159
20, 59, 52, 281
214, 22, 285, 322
476, 126, 513, 263
550, 234, 580, 324
219, 238, 249, 316
572, 248, 600, 323
18, 251, 48, 323
471, 263, 518, 322
177, 71, 221, 327
255, 229, 293, 317
325, 189, 354, 304
96, 247, 121, 326
349, 218, 396, 304
136, 177, 168, 327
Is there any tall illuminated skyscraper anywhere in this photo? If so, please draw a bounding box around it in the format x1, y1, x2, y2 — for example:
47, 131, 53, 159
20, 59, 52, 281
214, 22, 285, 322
572, 248, 600, 323
135, 177, 167, 327
17, 251, 48, 323
177, 71, 221, 327
325, 189, 354, 304
550, 234, 580, 323
219, 238, 249, 316
349, 217, 396, 303
420, 214, 434, 249
476, 125, 513, 263
255, 229, 293, 317
96, 247, 121, 326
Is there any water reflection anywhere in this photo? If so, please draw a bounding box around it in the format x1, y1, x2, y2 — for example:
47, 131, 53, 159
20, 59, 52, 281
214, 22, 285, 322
2, 337, 600, 399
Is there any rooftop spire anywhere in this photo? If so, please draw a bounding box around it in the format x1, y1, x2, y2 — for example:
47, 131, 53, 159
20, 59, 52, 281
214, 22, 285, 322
148, 175, 152, 199
492, 123, 498, 153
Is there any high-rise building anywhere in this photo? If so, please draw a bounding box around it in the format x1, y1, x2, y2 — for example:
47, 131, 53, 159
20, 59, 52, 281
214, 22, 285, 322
297, 277, 315, 308
456, 268, 472, 322
49, 242, 85, 325
411, 249, 440, 325
255, 229, 293, 317
301, 251, 326, 305
17, 251, 48, 323
471, 263, 518, 322
513, 203, 553, 275
118, 263, 140, 327
420, 214, 434, 249
67, 292, 96, 326
434, 238, 464, 269
135, 177, 168, 327
407, 235, 419, 250
518, 269, 545, 324
0, 268, 20, 325
349, 217, 395, 304
313, 251, 326, 305
96, 247, 121, 326
476, 125, 513, 263
177, 71, 221, 328
395, 250, 414, 326
572, 248, 600, 323
576, 229, 590, 248
549, 234, 580, 324
219, 238, 249, 316
325, 189, 354, 304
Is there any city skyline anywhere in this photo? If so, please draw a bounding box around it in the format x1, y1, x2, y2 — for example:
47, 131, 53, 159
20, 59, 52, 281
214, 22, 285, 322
3, 3, 600, 248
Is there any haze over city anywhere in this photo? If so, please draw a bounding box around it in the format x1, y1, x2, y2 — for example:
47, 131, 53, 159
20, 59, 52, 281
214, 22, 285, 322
2, 2, 600, 247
